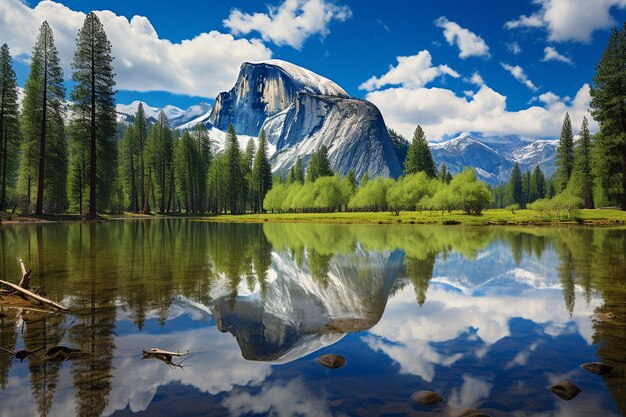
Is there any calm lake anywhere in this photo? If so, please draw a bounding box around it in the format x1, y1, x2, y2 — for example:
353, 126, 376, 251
0, 221, 624, 417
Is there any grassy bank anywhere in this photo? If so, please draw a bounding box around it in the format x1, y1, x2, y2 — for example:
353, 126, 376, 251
201, 208, 626, 226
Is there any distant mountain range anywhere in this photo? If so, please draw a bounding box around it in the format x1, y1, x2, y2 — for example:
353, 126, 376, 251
116, 60, 558, 184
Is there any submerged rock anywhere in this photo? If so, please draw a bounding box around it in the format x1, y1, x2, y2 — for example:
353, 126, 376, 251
549, 381, 582, 400
458, 409, 491, 417
316, 354, 346, 369
411, 390, 444, 406
581, 362, 613, 375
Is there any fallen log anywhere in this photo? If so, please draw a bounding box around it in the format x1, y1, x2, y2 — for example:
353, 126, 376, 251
142, 347, 192, 368
142, 348, 189, 357
0, 279, 69, 312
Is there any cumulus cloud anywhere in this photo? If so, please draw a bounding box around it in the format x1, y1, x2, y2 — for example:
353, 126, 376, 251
223, 0, 352, 50
359, 50, 459, 91
365, 79, 595, 141
542, 46, 574, 65
504, 0, 626, 43
507, 42, 523, 55
434, 16, 490, 58
501, 63, 539, 91
0, 0, 272, 97
470, 72, 485, 86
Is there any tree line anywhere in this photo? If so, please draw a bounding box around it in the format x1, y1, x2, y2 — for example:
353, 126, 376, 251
264, 125, 493, 215
0, 17, 275, 217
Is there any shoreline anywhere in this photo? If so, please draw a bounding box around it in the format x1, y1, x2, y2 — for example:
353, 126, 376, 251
1, 209, 625, 227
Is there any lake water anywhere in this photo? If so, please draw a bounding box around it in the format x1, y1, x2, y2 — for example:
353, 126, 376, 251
0, 220, 624, 417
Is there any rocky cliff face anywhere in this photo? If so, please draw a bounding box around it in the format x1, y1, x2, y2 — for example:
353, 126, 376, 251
207, 60, 402, 179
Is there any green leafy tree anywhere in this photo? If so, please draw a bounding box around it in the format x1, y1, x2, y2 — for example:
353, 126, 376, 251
251, 130, 272, 213
555, 113, 575, 193
404, 125, 437, 177
348, 177, 393, 211
449, 168, 492, 215
570, 117, 594, 208
590, 23, 626, 209
509, 163, 524, 208
0, 44, 20, 212
346, 169, 357, 192
70, 12, 117, 218
19, 22, 66, 214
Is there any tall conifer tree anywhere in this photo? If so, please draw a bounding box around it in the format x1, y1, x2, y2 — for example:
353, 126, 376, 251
251, 130, 272, 212
70, 12, 116, 218
20, 22, 66, 214
0, 44, 20, 212
555, 113, 574, 193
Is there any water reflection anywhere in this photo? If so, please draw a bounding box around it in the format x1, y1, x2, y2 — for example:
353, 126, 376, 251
0, 221, 623, 417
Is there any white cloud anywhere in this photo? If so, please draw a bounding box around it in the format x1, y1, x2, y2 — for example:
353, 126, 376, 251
0, 0, 272, 97
501, 63, 539, 91
434, 16, 490, 59
504, 13, 544, 30
470, 72, 485, 86
359, 50, 459, 91
537, 91, 564, 106
365, 79, 595, 141
505, 0, 626, 43
507, 42, 523, 55
223, 0, 351, 50
542, 46, 574, 65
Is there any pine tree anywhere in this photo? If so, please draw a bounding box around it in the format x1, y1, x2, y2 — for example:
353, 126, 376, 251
19, 22, 66, 214
242, 138, 255, 212
224, 124, 242, 213
251, 130, 273, 213
438, 163, 452, 184
522, 170, 532, 207
292, 158, 304, 184
571, 117, 594, 208
133, 104, 149, 212
346, 169, 357, 192
146, 111, 173, 213
531, 165, 546, 202
404, 125, 437, 177
119, 126, 140, 211
0, 44, 20, 212
555, 113, 574, 193
509, 163, 524, 207
590, 23, 626, 209
70, 12, 116, 218
306, 145, 333, 182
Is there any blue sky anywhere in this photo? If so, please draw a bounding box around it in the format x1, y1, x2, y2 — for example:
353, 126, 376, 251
1, 0, 625, 140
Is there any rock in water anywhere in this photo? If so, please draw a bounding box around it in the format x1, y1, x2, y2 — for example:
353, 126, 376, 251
458, 409, 491, 417
549, 381, 582, 400
411, 391, 444, 405
316, 354, 346, 369
582, 362, 613, 375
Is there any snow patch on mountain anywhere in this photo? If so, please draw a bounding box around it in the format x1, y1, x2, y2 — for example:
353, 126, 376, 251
116, 101, 212, 128
252, 59, 349, 98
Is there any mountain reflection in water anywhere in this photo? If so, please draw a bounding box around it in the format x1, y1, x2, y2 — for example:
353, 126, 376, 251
0, 221, 623, 417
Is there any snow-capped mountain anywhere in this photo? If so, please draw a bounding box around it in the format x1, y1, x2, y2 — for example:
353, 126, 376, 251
207, 60, 402, 179
429, 134, 558, 184
116, 100, 212, 128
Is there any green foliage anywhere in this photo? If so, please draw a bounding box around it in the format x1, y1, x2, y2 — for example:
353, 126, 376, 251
305, 145, 333, 182
590, 23, 626, 209
509, 163, 524, 208
438, 163, 452, 184
449, 168, 492, 215
555, 112, 575, 193
251, 130, 272, 212
263, 175, 352, 213
70, 13, 116, 216
348, 177, 394, 211
570, 117, 594, 208
288, 158, 304, 184
531, 165, 546, 201
145, 112, 174, 213
404, 125, 437, 177
387, 172, 437, 214
224, 124, 243, 213
0, 44, 21, 212
19, 22, 67, 214
506, 203, 520, 214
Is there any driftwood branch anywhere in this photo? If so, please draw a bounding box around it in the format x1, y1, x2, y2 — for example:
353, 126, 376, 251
142, 348, 192, 368
17, 257, 32, 289
0, 279, 69, 312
